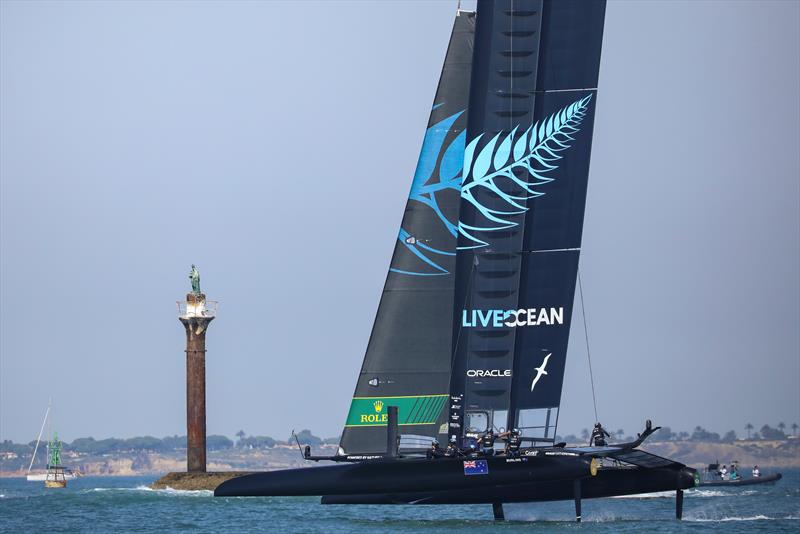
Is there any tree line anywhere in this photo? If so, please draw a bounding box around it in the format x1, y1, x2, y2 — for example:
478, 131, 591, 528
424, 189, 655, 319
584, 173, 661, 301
0, 429, 339, 456
559, 422, 797, 444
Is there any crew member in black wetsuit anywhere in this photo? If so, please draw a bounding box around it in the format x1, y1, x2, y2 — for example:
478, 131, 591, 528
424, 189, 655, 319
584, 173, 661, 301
499, 428, 522, 457
444, 436, 460, 457
479, 429, 496, 456
590, 423, 611, 447
427, 439, 444, 459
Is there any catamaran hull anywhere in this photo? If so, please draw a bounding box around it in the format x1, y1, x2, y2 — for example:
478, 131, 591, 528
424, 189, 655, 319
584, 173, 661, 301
321, 466, 697, 504
214, 455, 593, 497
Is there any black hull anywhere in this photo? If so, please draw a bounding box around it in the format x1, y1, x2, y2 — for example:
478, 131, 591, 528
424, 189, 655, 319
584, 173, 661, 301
214, 455, 696, 505
321, 466, 696, 505
699, 473, 782, 487
215, 455, 590, 497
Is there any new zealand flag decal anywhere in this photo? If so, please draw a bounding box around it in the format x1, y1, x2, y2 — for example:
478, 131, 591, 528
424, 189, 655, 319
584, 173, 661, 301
463, 459, 489, 476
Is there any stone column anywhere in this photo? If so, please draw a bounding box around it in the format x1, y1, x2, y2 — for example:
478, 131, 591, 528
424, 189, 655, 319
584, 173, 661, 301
179, 292, 214, 473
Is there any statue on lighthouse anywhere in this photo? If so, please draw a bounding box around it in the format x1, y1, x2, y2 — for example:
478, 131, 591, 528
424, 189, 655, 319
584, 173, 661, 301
189, 264, 201, 295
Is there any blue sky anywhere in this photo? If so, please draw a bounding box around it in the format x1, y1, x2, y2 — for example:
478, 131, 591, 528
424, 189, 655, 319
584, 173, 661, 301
1, 0, 798, 443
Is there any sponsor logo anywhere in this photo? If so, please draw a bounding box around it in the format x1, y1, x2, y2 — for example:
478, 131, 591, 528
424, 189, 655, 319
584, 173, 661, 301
361, 413, 388, 424
467, 369, 511, 378
462, 308, 564, 328
344, 395, 447, 427
531, 353, 552, 392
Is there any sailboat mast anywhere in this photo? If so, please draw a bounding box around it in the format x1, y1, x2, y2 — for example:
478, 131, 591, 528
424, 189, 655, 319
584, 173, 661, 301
27, 400, 51, 474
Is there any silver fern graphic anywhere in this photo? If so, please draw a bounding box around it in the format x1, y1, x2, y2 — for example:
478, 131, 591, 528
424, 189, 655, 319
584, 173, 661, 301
458, 94, 593, 249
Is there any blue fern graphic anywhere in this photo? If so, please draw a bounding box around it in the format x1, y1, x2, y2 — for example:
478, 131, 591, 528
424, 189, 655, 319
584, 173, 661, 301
391, 109, 466, 276
458, 94, 593, 249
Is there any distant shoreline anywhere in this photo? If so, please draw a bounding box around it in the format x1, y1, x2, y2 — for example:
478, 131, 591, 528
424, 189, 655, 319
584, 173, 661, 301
2, 439, 797, 478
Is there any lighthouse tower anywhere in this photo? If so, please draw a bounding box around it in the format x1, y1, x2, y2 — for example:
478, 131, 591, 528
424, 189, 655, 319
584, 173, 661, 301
178, 265, 216, 473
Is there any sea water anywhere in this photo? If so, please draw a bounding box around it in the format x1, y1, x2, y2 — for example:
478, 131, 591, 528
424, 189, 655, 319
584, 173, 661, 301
1, 470, 797, 533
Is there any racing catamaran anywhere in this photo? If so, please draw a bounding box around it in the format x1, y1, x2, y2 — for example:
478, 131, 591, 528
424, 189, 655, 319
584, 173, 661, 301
216, 0, 697, 520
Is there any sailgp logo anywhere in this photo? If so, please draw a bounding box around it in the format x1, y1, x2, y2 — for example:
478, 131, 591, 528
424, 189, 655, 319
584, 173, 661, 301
462, 308, 564, 328
531, 353, 552, 391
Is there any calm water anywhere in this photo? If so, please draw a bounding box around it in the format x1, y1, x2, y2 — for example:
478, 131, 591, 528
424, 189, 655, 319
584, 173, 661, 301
1, 471, 797, 533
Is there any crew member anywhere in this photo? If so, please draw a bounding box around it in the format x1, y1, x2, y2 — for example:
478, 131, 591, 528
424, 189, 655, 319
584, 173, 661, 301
590, 423, 611, 447
720, 464, 728, 480
752, 465, 761, 478
444, 436, 460, 458
427, 439, 444, 459
500, 428, 522, 457
464, 435, 479, 456
479, 429, 496, 456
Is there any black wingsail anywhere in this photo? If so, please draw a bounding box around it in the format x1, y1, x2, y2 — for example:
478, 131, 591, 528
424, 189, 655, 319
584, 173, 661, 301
449, 0, 606, 445
339, 10, 476, 455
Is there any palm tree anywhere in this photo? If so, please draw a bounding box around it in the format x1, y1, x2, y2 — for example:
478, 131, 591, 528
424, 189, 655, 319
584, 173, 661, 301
745, 423, 753, 440
235, 429, 246, 446
580, 428, 590, 441
778, 422, 786, 436
792, 423, 798, 437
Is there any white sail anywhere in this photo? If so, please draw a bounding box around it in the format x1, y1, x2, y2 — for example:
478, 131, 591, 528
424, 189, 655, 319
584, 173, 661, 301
27, 399, 51, 475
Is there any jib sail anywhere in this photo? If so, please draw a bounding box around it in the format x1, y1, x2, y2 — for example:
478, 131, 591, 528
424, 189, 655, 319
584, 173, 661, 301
449, 0, 606, 445
339, 10, 476, 455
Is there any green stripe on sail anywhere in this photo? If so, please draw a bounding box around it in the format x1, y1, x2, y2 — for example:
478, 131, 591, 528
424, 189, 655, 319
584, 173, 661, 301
344, 395, 448, 427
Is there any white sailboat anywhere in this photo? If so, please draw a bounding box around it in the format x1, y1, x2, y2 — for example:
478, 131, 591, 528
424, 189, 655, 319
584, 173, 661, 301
26, 400, 78, 483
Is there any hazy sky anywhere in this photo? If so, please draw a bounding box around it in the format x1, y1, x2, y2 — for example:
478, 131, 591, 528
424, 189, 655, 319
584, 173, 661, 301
1, 0, 798, 444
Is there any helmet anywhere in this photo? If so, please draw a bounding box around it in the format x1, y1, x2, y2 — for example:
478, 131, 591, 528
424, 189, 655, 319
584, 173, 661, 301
432, 438, 439, 445
595, 423, 601, 428
513, 428, 519, 433
450, 436, 457, 443
487, 429, 494, 434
